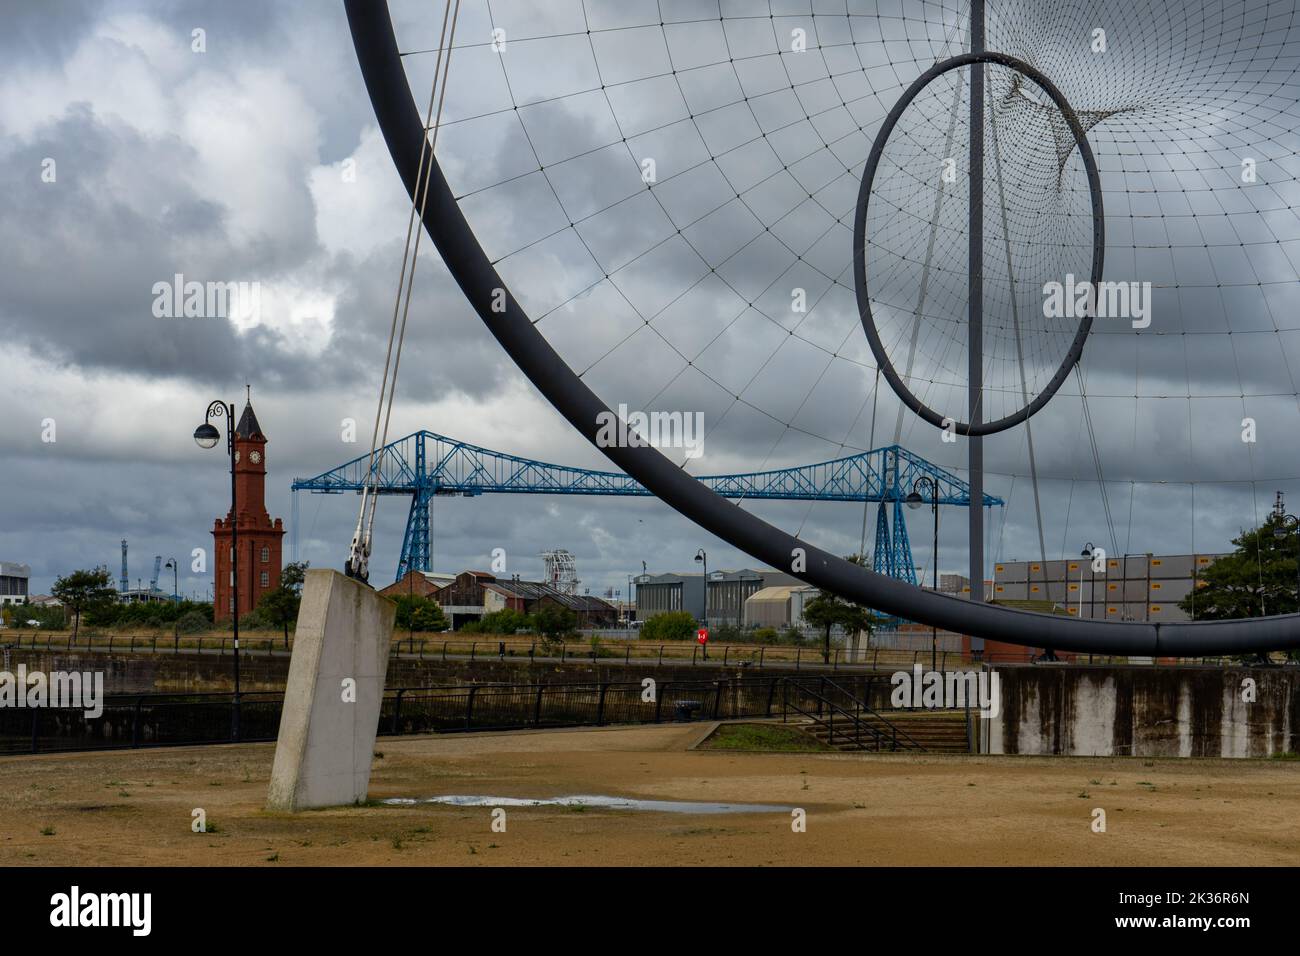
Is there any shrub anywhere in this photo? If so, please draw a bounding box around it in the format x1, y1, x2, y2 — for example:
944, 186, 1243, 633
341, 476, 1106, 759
640, 611, 698, 642
466, 608, 531, 635
177, 610, 210, 634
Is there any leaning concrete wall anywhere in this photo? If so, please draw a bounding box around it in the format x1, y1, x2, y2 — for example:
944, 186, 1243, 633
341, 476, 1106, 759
988, 666, 1298, 757
266, 570, 395, 810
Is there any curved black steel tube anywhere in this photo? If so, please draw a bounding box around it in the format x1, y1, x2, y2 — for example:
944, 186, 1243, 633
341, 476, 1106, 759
853, 52, 1103, 437
344, 0, 1300, 656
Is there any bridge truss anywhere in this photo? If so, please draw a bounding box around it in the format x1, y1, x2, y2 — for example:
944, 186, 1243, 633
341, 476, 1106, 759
291, 431, 1002, 584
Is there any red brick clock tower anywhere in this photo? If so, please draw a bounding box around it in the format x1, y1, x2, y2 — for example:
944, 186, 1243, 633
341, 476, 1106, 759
212, 398, 285, 622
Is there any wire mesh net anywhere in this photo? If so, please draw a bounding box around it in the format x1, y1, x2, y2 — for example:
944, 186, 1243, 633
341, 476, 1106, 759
385, 0, 1300, 563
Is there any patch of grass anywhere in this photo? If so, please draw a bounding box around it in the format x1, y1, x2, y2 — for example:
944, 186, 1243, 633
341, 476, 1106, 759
40, 826, 55, 836
1271, 751, 1299, 760
265, 853, 279, 862
701, 723, 831, 752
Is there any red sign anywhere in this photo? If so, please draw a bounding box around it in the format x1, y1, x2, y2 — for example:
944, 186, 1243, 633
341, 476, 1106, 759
696, 627, 709, 644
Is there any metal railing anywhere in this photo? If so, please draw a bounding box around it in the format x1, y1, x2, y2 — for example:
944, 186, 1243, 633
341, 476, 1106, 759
2, 630, 1291, 671
776, 676, 923, 752
1, 676, 887, 756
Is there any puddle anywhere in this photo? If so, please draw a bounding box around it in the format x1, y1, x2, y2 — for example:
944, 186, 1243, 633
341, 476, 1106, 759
382, 794, 791, 814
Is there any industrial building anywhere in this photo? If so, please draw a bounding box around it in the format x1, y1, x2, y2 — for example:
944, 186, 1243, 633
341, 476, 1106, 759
0, 562, 30, 606
742, 584, 819, 629
990, 553, 1228, 623
378, 570, 457, 600
425, 570, 618, 630
634, 569, 803, 626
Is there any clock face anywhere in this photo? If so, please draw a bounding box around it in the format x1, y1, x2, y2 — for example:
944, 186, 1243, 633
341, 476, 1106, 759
250, 451, 262, 464
233, 450, 240, 463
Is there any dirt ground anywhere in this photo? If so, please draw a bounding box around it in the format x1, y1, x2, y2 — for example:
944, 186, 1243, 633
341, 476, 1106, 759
2, 723, 1297, 866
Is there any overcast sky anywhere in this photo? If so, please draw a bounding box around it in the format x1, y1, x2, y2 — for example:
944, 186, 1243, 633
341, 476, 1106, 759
2, 0, 1298, 601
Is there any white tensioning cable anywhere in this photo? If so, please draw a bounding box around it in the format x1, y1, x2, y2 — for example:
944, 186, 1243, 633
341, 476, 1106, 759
347, 0, 460, 582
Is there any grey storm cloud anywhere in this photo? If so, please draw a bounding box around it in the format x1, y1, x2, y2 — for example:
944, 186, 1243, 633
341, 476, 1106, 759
2, 0, 1299, 600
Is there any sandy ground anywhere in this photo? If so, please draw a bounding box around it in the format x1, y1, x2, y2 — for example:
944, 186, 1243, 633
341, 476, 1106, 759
2, 723, 1298, 866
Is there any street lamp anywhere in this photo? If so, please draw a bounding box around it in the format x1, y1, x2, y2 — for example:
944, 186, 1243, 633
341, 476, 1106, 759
694, 549, 708, 621
906, 477, 939, 672
194, 399, 241, 741
164, 558, 179, 651
1273, 514, 1300, 612
694, 548, 708, 659
1079, 543, 1093, 619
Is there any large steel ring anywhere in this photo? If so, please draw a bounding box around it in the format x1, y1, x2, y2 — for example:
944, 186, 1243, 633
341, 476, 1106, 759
853, 51, 1105, 437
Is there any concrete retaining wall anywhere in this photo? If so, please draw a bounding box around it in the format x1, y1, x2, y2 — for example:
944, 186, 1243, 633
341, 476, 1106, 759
987, 666, 1299, 758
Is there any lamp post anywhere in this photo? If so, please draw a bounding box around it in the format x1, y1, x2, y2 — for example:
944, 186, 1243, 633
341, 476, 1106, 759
906, 477, 939, 672
1273, 514, 1300, 612
194, 400, 241, 741
164, 558, 179, 651
1079, 543, 1093, 619
694, 548, 707, 659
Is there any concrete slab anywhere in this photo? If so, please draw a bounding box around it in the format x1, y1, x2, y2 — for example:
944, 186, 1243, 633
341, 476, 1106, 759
266, 569, 395, 810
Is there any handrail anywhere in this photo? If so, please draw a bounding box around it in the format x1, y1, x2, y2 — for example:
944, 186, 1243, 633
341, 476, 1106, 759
780, 684, 891, 751
780, 677, 910, 751
781, 676, 924, 752
810, 674, 925, 752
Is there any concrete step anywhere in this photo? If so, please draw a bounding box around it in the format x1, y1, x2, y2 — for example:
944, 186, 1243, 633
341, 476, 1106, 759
797, 712, 971, 753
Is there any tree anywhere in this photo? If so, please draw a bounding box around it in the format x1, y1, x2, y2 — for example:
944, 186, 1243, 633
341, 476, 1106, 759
533, 605, 578, 651
257, 561, 310, 647
50, 568, 116, 643
1179, 515, 1300, 621
640, 610, 697, 642
392, 594, 449, 632
802, 594, 840, 664
800, 553, 874, 664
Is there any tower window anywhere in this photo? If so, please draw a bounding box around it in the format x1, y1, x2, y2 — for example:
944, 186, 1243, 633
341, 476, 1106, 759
261, 571, 270, 587
261, 546, 270, 563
